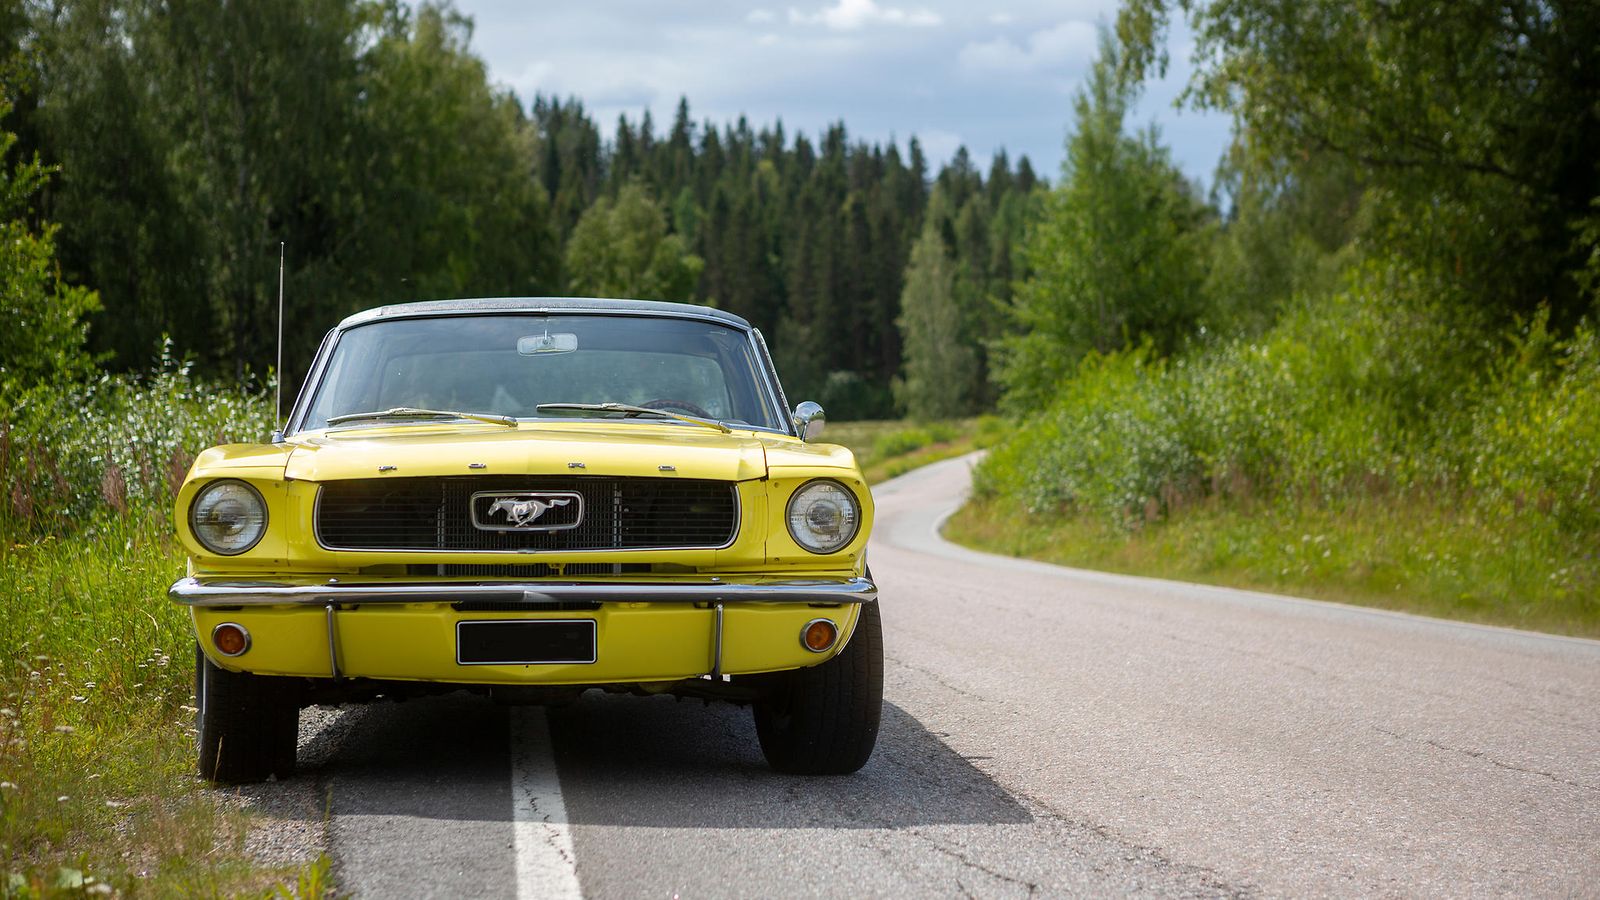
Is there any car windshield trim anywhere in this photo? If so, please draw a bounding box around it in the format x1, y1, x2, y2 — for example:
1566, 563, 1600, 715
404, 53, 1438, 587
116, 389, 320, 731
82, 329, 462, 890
286, 310, 790, 437
535, 402, 733, 433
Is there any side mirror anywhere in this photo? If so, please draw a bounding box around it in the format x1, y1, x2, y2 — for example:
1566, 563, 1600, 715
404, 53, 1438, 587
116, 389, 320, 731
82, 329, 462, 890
791, 401, 826, 442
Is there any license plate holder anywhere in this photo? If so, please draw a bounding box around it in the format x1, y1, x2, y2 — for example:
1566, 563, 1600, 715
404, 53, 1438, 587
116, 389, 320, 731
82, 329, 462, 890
456, 619, 597, 665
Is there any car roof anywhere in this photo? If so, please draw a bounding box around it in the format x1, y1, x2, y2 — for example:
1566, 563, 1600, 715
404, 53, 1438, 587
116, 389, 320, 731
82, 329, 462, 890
336, 297, 753, 331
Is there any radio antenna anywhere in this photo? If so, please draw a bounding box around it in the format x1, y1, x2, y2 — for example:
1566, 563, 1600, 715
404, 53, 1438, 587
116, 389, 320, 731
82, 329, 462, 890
275, 242, 285, 434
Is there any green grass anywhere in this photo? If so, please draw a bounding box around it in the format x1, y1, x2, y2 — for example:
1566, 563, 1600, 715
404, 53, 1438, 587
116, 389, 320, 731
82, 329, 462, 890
824, 416, 1003, 484
946, 492, 1600, 638
0, 506, 329, 896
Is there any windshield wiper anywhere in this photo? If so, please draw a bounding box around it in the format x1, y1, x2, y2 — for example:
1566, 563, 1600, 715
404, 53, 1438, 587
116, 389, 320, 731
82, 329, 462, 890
325, 407, 519, 427
535, 402, 732, 434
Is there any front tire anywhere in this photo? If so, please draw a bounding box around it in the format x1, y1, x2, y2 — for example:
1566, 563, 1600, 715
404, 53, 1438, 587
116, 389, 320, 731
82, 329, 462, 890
195, 645, 300, 783
753, 601, 884, 774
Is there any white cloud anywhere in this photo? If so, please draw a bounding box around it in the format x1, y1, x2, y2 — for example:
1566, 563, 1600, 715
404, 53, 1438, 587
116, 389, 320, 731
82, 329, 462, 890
787, 0, 941, 30
746, 9, 777, 24
958, 20, 1096, 73
988, 12, 1013, 25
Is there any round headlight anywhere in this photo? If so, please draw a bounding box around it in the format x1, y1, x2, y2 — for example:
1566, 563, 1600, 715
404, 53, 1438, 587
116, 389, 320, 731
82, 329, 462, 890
189, 480, 268, 555
785, 479, 860, 554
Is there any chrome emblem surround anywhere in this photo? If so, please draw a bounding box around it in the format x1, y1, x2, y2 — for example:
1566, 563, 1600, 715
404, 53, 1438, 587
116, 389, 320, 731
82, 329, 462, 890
470, 491, 585, 532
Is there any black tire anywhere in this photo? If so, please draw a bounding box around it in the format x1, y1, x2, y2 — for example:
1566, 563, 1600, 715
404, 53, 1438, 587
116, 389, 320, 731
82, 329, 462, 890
195, 645, 300, 783
753, 601, 884, 774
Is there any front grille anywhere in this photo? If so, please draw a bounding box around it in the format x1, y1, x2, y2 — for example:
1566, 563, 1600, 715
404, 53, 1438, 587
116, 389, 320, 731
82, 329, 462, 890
316, 476, 738, 552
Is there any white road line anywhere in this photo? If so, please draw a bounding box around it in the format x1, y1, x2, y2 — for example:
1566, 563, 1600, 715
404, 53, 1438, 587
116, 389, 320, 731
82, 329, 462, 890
510, 706, 583, 900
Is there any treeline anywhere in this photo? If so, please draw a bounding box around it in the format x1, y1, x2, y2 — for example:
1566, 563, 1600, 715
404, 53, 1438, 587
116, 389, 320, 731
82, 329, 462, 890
2, 0, 1039, 419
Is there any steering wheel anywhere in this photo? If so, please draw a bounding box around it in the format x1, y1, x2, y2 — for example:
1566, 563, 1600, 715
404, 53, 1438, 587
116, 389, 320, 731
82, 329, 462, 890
640, 398, 715, 419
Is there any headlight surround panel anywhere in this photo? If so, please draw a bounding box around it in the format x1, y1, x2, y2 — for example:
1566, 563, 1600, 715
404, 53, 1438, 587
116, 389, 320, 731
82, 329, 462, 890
189, 479, 269, 556
785, 478, 861, 554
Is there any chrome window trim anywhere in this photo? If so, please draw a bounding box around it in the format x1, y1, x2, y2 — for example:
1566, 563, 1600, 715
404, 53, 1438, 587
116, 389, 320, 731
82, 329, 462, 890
286, 308, 790, 438
749, 327, 795, 437
311, 479, 744, 554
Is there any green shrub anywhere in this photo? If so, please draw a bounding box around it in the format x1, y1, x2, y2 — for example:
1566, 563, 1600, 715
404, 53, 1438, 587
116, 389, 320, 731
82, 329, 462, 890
974, 256, 1595, 536
871, 427, 934, 459
1, 344, 273, 539
1468, 318, 1600, 534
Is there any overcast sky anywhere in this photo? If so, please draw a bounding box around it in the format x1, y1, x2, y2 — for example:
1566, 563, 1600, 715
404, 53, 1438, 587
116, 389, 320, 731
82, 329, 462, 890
451, 0, 1233, 188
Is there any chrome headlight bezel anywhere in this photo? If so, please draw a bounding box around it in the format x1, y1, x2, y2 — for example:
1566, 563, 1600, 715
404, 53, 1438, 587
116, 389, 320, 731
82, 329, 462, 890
785, 478, 861, 554
188, 479, 269, 556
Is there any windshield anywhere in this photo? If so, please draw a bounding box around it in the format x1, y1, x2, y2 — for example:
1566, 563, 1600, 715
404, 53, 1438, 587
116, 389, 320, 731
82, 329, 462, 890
299, 314, 783, 431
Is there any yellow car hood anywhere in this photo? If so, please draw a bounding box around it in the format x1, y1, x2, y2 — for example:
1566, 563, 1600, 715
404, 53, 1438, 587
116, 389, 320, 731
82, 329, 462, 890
282, 421, 770, 482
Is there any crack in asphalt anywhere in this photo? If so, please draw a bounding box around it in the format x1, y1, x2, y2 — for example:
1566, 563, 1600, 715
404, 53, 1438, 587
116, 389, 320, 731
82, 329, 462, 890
1372, 726, 1597, 794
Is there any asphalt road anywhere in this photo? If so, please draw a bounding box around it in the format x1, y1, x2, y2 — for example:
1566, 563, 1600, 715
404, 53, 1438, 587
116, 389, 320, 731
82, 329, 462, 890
266, 453, 1600, 898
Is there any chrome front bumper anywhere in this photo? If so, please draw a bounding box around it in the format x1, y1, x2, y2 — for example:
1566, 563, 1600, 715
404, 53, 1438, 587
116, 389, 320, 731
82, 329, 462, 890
169, 575, 878, 608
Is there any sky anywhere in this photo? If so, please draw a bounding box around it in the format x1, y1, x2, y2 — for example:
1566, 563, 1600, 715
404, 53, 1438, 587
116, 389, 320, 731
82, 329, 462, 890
451, 0, 1234, 188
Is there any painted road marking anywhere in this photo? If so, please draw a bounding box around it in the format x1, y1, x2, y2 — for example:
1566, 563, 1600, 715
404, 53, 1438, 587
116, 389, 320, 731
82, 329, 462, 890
511, 707, 582, 899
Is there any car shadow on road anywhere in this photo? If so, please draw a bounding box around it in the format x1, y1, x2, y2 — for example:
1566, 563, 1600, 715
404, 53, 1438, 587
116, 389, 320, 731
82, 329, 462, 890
275, 690, 1030, 829
548, 693, 1033, 829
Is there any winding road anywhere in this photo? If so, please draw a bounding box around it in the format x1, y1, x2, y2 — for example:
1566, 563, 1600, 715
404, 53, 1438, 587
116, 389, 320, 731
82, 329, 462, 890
258, 453, 1600, 897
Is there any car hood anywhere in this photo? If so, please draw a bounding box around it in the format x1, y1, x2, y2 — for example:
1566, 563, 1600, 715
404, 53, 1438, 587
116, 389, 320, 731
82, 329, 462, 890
282, 421, 770, 482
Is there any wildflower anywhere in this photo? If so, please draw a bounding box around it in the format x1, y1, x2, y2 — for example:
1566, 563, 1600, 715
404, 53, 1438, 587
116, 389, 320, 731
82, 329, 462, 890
0, 708, 14, 718
57, 795, 69, 802
54, 725, 75, 734
0, 781, 15, 790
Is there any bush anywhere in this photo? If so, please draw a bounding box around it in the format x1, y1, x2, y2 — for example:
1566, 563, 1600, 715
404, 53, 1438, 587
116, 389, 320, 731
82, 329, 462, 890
1, 344, 273, 539
974, 256, 1596, 536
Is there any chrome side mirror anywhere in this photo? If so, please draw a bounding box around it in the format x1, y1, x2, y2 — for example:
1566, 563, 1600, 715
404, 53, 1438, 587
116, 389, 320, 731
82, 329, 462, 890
791, 401, 826, 442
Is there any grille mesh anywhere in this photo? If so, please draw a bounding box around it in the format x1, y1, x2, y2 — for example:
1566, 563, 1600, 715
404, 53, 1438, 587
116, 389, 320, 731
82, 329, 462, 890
317, 476, 738, 552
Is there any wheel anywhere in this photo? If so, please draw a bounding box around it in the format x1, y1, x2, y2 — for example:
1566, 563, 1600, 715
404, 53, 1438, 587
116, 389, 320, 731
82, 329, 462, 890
195, 645, 300, 783
752, 601, 884, 774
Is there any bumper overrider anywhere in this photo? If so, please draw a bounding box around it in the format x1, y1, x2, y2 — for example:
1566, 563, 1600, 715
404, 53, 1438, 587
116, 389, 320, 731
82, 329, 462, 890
170, 575, 876, 685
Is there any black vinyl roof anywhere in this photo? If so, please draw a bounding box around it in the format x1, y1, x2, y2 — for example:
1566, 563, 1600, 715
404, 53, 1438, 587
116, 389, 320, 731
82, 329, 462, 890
337, 297, 753, 331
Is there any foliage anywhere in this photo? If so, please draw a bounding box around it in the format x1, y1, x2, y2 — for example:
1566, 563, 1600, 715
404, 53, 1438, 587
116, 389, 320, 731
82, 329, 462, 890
1, 346, 274, 540
18, 0, 556, 383
967, 254, 1599, 631
1117, 0, 1600, 327
993, 31, 1211, 413
0, 98, 99, 406
563, 183, 702, 301
0, 368, 320, 893
894, 218, 977, 419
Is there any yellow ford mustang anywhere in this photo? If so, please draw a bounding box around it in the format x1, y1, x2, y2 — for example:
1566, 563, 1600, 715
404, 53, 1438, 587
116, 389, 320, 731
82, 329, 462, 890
171, 298, 881, 782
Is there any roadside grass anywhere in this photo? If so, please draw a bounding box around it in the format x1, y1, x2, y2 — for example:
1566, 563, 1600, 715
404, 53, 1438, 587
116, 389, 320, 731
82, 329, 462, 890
0, 506, 329, 896
825, 416, 1004, 484
946, 493, 1600, 639
1, 358, 326, 896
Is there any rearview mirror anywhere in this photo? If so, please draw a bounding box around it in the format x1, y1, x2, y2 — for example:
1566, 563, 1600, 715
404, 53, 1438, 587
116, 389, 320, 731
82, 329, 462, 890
518, 332, 578, 355
791, 401, 825, 442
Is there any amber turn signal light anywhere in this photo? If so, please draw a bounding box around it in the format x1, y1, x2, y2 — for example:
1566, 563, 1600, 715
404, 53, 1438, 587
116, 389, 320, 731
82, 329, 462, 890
212, 623, 251, 657
801, 618, 838, 653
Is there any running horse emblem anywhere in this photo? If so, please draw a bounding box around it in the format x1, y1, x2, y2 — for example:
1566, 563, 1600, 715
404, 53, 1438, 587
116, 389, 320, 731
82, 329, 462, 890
486, 495, 572, 528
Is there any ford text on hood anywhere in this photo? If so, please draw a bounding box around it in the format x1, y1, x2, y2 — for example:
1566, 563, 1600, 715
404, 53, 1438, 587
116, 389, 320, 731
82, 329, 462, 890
171, 298, 882, 782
